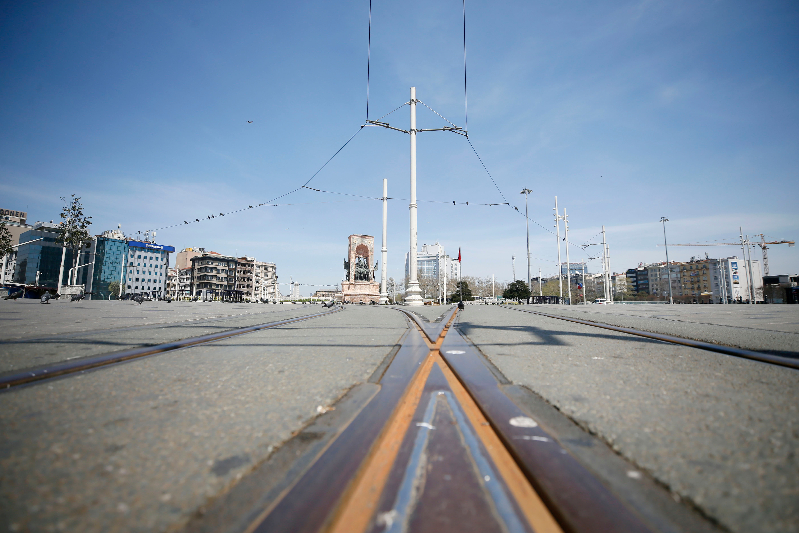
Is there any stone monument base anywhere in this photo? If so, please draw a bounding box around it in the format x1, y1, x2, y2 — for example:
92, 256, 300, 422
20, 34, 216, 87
342, 281, 380, 304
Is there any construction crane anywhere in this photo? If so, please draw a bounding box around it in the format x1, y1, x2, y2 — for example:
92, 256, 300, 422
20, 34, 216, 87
665, 236, 795, 275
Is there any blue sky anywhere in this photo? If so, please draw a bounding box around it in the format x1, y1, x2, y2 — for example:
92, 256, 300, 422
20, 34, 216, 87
1, 0, 797, 294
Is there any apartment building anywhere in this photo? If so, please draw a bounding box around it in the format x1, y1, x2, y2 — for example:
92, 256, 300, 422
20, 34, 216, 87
190, 253, 241, 300
253, 260, 278, 302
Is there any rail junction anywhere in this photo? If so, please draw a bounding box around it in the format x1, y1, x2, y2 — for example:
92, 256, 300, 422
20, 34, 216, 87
0, 301, 796, 533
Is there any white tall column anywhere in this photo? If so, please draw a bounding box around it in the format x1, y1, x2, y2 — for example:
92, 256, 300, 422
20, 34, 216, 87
57, 245, 66, 294
405, 87, 423, 306
601, 226, 608, 301
554, 197, 562, 299
379, 178, 389, 304
564, 208, 571, 304
539, 267, 542, 296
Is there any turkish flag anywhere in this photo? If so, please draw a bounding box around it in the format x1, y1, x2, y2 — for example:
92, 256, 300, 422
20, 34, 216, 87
458, 248, 461, 263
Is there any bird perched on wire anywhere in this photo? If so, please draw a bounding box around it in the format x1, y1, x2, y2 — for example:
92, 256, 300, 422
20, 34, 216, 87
247, 120, 253, 123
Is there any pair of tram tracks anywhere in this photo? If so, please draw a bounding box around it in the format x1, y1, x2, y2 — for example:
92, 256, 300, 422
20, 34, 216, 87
6, 303, 768, 531
240, 306, 655, 533
0, 305, 343, 390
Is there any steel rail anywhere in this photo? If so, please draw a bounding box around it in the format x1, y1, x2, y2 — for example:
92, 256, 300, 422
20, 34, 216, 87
501, 305, 799, 370
0, 306, 343, 390
247, 306, 657, 533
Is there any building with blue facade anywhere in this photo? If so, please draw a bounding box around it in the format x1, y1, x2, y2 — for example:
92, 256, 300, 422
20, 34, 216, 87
80, 230, 127, 299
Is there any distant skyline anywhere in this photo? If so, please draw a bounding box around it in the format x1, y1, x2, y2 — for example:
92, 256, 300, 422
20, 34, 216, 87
1, 1, 797, 295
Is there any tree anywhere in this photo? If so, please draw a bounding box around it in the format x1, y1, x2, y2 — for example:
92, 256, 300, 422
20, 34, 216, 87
450, 281, 473, 302
56, 195, 92, 286
503, 280, 531, 302
0, 222, 12, 259
417, 269, 438, 300
108, 281, 121, 299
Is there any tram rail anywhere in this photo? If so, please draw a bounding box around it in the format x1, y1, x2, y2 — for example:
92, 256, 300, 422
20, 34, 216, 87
0, 305, 342, 390
499, 305, 799, 370
242, 306, 656, 533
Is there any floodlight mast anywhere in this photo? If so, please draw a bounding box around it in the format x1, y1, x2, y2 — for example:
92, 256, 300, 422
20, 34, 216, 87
520, 188, 532, 304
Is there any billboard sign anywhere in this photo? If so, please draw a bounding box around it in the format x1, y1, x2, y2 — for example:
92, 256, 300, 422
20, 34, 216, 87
128, 240, 176, 253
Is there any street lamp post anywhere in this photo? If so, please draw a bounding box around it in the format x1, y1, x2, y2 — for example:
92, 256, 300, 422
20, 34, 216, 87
520, 188, 532, 303
660, 217, 673, 304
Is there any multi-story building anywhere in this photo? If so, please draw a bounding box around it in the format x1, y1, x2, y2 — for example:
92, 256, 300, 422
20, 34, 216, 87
177, 267, 192, 298
166, 267, 193, 299
236, 256, 255, 298
253, 260, 278, 302
80, 229, 127, 300
122, 239, 175, 298
404, 242, 460, 296
174, 247, 202, 270
612, 272, 627, 295
166, 267, 178, 298
13, 221, 78, 289
561, 262, 589, 279
191, 252, 241, 300
1, 210, 33, 286
233, 257, 278, 302
645, 262, 682, 300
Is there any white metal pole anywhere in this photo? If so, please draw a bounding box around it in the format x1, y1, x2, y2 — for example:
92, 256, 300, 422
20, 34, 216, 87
406, 87, 422, 306
582, 264, 587, 304
564, 208, 571, 304
119, 248, 126, 299
521, 189, 532, 304
492, 274, 495, 300
379, 178, 389, 304
442, 254, 452, 304
745, 235, 756, 304
739, 228, 752, 303
512, 255, 516, 281
58, 245, 66, 294
601, 226, 608, 301
607, 243, 613, 303
554, 197, 562, 299
661, 217, 673, 304
539, 267, 542, 297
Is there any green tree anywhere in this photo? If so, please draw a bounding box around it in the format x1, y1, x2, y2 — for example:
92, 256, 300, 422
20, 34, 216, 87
450, 281, 473, 302
0, 222, 12, 259
108, 280, 121, 299
56, 195, 92, 285
503, 280, 531, 302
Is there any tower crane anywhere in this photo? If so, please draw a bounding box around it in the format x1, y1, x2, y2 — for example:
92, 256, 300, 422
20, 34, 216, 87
665, 237, 794, 275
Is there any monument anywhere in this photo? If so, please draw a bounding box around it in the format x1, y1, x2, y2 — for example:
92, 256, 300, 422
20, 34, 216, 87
342, 235, 380, 304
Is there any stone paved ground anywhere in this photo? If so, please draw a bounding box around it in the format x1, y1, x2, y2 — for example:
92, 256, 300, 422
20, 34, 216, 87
0, 306, 407, 533
512, 302, 799, 356
0, 301, 322, 373
457, 305, 799, 533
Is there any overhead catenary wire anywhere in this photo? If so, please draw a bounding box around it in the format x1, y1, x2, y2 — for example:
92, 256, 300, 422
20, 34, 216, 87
366, 0, 371, 121
146, 125, 366, 232
463, 0, 468, 132
144, 0, 591, 267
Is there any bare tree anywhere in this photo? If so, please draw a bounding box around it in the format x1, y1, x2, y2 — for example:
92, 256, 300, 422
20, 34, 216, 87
57, 195, 92, 285
417, 269, 438, 300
